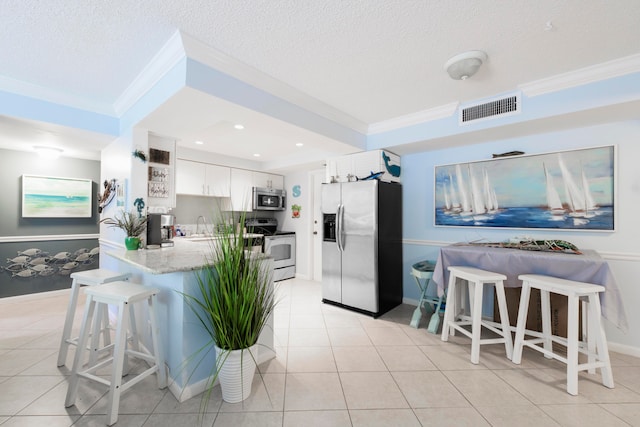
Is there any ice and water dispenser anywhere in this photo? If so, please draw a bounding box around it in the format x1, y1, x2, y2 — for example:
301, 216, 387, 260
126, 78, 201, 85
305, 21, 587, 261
323, 214, 336, 242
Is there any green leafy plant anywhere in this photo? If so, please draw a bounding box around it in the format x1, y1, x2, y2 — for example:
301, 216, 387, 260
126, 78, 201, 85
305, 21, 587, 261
101, 210, 147, 237
181, 209, 276, 409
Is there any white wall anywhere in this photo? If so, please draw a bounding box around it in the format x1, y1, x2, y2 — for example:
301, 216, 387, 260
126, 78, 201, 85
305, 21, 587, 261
275, 169, 312, 279
99, 128, 149, 247
401, 120, 640, 354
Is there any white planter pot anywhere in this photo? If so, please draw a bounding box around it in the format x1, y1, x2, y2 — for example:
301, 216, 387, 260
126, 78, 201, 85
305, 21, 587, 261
215, 345, 258, 403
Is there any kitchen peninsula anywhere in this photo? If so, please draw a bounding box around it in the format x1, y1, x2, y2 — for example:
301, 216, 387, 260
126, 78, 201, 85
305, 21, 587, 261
105, 239, 275, 402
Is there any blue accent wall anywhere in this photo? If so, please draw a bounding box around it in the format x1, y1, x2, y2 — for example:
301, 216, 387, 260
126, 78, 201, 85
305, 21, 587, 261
400, 121, 640, 304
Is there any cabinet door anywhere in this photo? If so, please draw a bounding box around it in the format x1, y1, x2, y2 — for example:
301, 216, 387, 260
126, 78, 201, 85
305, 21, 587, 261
230, 168, 254, 211
253, 172, 284, 189
269, 174, 284, 190
205, 164, 231, 197
253, 171, 271, 189
176, 159, 206, 195
326, 156, 353, 183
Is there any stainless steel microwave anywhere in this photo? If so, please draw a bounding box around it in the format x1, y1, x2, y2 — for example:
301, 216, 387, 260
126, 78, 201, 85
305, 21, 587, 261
252, 187, 286, 211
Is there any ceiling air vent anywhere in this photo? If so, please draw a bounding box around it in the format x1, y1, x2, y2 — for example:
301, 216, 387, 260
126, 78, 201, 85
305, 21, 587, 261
459, 92, 521, 125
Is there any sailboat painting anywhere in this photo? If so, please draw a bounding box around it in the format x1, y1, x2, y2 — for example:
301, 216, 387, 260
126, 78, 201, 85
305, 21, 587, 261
434, 146, 615, 230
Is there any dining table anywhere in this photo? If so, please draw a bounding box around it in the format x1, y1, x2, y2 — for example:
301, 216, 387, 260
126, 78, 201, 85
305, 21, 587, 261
431, 244, 628, 332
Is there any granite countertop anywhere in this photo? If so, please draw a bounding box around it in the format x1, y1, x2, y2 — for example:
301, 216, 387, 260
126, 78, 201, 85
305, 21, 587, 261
106, 237, 269, 275
106, 238, 217, 275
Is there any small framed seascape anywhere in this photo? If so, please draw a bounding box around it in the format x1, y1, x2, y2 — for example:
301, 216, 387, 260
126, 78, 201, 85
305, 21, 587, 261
434, 145, 615, 231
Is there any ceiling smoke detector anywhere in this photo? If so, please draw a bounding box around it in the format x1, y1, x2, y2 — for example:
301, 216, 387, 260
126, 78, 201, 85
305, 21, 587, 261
444, 50, 488, 80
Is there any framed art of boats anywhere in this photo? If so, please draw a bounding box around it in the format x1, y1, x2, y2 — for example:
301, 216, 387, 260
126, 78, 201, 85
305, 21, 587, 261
434, 146, 615, 231
22, 175, 93, 218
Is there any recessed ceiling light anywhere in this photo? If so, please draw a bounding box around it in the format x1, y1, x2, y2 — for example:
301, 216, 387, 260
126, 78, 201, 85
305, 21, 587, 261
296, 143, 304, 147
234, 124, 245, 130
34, 146, 63, 159
253, 153, 261, 157
194, 140, 204, 145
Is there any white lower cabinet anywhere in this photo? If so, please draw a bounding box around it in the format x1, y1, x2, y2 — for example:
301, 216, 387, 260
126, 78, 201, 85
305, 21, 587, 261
176, 159, 230, 197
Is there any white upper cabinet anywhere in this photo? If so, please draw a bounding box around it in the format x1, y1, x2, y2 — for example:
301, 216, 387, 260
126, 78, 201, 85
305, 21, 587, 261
230, 168, 254, 211
176, 160, 204, 195
176, 159, 230, 197
253, 172, 284, 190
205, 164, 231, 197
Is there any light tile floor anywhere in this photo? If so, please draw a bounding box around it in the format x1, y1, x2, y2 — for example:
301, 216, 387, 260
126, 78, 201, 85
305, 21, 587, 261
1, 277, 639, 426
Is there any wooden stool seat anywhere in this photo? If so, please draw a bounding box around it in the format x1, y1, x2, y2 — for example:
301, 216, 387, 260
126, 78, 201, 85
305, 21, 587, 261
64, 281, 166, 426
441, 266, 513, 364
57, 269, 130, 367
512, 274, 614, 396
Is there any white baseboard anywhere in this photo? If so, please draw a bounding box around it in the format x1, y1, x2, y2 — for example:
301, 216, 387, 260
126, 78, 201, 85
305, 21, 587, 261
608, 342, 640, 358
0, 288, 69, 303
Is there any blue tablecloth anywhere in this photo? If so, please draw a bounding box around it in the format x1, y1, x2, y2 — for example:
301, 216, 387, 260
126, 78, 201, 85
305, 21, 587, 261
432, 244, 628, 332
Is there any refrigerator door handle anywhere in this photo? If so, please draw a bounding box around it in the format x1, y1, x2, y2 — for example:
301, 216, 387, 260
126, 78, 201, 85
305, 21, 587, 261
336, 204, 344, 252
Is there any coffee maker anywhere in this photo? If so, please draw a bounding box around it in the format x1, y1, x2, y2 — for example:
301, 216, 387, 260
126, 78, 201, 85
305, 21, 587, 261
147, 214, 175, 248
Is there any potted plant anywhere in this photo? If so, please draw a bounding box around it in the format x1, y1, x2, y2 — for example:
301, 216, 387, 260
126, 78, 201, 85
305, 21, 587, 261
182, 210, 276, 405
101, 210, 147, 250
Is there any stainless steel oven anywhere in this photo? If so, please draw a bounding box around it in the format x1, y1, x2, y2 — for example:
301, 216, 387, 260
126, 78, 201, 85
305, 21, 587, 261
264, 233, 296, 281
245, 218, 296, 281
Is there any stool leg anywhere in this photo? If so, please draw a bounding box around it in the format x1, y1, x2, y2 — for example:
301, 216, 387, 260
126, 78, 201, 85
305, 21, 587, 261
58, 278, 80, 367
566, 295, 579, 396
65, 295, 96, 407
427, 294, 444, 334
470, 280, 483, 364
583, 299, 596, 374
512, 282, 531, 364
495, 281, 513, 360
101, 304, 112, 348
106, 300, 129, 426
588, 293, 614, 389
441, 275, 458, 342
540, 290, 553, 358
148, 294, 167, 388
89, 303, 105, 367
410, 275, 427, 328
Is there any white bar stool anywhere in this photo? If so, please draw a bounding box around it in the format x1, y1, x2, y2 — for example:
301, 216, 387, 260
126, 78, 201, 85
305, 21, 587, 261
441, 266, 513, 364
57, 269, 131, 367
512, 274, 614, 396
65, 281, 167, 426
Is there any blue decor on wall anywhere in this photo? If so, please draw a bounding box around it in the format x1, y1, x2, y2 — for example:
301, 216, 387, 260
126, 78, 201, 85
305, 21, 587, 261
382, 151, 401, 177
134, 198, 145, 217
292, 185, 301, 197
434, 145, 614, 230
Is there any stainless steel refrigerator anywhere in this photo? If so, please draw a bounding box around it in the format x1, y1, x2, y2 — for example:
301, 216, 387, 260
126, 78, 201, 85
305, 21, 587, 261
321, 180, 403, 317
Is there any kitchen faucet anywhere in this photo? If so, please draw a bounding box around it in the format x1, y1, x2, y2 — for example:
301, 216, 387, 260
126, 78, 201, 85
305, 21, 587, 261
196, 215, 207, 235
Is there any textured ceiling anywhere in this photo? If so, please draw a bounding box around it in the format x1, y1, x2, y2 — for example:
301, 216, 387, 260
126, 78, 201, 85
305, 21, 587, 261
1, 1, 640, 164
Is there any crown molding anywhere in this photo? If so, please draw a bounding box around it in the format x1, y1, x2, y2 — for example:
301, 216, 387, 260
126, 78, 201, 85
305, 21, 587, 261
113, 30, 187, 116
179, 31, 369, 134
368, 102, 459, 134
0, 75, 114, 116
520, 53, 640, 97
